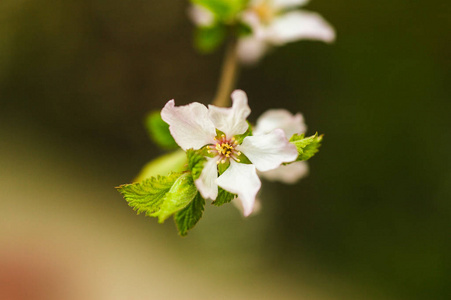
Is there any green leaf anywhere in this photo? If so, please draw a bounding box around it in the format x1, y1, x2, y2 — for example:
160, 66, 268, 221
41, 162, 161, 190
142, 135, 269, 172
289, 133, 324, 161
187, 148, 209, 180
194, 25, 226, 53
153, 173, 199, 223
145, 111, 179, 150
191, 0, 247, 21
135, 150, 187, 182
212, 187, 236, 206
174, 193, 205, 236
117, 172, 182, 216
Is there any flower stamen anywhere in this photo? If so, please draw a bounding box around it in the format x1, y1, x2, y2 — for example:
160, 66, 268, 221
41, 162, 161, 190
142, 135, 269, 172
208, 134, 241, 164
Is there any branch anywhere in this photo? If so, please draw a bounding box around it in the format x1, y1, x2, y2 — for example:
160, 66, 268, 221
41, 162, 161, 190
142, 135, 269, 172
212, 39, 240, 107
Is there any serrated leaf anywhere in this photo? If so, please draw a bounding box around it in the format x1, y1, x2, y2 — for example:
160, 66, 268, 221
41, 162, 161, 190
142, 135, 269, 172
212, 187, 236, 206
194, 25, 226, 53
145, 111, 179, 150
153, 173, 198, 223
187, 148, 208, 180
117, 172, 182, 216
289, 132, 323, 161
134, 150, 187, 182
174, 193, 205, 236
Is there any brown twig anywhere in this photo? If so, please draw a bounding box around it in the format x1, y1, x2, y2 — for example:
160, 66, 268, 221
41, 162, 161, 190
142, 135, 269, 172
212, 38, 240, 107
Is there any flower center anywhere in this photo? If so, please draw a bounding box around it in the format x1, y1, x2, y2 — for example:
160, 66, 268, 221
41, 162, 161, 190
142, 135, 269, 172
253, 1, 275, 24
207, 134, 241, 164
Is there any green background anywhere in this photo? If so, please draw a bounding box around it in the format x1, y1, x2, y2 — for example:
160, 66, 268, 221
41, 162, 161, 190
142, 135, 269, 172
0, 1, 449, 299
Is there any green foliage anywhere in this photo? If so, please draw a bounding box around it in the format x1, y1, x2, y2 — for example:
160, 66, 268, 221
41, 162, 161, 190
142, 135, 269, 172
117, 172, 199, 232
187, 148, 208, 180
236, 22, 252, 37
194, 25, 226, 53
134, 150, 187, 182
174, 193, 205, 236
191, 0, 247, 21
117, 172, 182, 216
145, 111, 178, 150
289, 133, 323, 161
212, 187, 236, 206
153, 173, 198, 223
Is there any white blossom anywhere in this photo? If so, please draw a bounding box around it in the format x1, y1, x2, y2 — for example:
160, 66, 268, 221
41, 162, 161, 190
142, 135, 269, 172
238, 0, 336, 64
254, 108, 310, 183
188, 5, 215, 27
161, 90, 298, 216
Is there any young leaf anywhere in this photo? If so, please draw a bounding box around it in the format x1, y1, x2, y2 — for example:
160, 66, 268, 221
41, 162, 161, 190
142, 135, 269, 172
174, 193, 205, 236
134, 150, 187, 182
145, 111, 179, 150
191, 0, 246, 21
153, 173, 198, 223
194, 25, 226, 53
187, 148, 208, 180
116, 172, 182, 216
289, 133, 323, 161
212, 187, 236, 206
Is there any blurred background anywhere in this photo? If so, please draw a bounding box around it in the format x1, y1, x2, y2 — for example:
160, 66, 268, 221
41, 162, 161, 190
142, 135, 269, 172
1, 0, 450, 299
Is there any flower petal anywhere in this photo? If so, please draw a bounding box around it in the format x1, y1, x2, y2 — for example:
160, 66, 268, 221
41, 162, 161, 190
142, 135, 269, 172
195, 156, 220, 200
161, 100, 216, 150
266, 11, 336, 45
208, 90, 251, 137
259, 161, 309, 184
254, 109, 306, 137
272, 0, 310, 10
237, 128, 298, 172
188, 4, 215, 27
237, 36, 269, 65
232, 196, 262, 216
217, 160, 261, 217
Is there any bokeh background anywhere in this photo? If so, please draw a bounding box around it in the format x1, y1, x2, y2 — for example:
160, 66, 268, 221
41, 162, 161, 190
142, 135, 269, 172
1, 1, 450, 299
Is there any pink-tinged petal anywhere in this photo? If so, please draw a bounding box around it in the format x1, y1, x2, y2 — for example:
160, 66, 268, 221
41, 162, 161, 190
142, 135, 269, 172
266, 11, 336, 45
232, 196, 262, 216
259, 161, 309, 184
273, 0, 310, 10
161, 100, 216, 150
217, 160, 261, 217
208, 90, 251, 137
237, 129, 298, 172
237, 37, 269, 65
188, 5, 215, 27
254, 109, 307, 137
195, 156, 220, 200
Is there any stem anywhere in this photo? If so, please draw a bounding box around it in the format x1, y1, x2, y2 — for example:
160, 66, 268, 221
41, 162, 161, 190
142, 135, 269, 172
212, 39, 240, 107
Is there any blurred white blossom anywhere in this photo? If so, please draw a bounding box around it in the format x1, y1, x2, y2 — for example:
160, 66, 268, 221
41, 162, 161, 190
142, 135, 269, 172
188, 4, 215, 27
238, 0, 336, 64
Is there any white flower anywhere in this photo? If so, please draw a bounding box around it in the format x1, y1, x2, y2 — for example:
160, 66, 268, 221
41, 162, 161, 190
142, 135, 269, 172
238, 0, 336, 64
188, 5, 215, 27
254, 108, 310, 183
231, 108, 310, 216
161, 90, 298, 216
